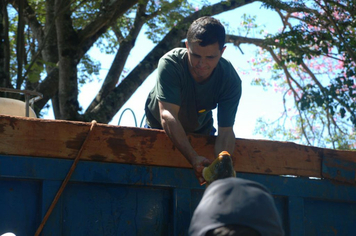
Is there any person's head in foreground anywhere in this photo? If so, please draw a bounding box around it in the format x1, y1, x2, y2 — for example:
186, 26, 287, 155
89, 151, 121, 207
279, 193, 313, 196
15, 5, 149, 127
189, 177, 285, 236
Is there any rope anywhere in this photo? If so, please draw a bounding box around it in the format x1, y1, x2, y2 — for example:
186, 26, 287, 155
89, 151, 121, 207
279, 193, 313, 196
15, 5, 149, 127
34, 120, 97, 236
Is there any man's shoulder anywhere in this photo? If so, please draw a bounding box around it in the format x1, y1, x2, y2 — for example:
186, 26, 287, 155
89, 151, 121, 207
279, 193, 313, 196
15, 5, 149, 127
158, 48, 188, 72
218, 56, 234, 70
162, 47, 187, 61
217, 57, 241, 82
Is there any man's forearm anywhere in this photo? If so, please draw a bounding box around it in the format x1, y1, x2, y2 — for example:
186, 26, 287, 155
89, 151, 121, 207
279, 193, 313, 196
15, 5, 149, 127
215, 127, 236, 157
161, 113, 198, 165
161, 114, 213, 184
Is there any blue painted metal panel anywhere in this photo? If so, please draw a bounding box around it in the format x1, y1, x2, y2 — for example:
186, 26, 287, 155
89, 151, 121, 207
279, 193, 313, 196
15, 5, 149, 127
272, 196, 289, 235
60, 183, 172, 235
41, 180, 63, 236
0, 179, 41, 235
173, 188, 192, 236
237, 173, 356, 202
1, 155, 356, 236
0, 155, 198, 188
322, 156, 356, 184
287, 197, 305, 236
304, 199, 356, 235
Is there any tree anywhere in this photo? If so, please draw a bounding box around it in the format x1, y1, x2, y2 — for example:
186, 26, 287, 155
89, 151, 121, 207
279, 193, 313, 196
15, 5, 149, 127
227, 0, 355, 149
0, 0, 255, 121
1, 0, 354, 149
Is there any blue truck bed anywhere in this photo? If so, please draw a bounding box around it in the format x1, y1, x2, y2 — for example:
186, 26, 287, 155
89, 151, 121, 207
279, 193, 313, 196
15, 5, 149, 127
0, 115, 355, 235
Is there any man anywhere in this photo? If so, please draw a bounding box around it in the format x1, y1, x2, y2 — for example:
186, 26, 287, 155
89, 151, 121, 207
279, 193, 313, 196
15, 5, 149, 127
145, 16, 242, 184
188, 177, 285, 236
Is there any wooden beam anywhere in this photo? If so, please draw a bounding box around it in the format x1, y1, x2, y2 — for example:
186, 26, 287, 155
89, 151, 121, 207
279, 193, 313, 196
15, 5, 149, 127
0, 115, 355, 179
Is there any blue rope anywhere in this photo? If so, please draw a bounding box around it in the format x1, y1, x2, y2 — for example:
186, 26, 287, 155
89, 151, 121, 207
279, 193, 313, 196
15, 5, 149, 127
118, 108, 137, 127
118, 108, 146, 128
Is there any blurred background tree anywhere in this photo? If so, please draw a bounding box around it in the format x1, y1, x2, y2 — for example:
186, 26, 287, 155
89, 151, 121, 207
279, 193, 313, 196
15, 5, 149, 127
0, 0, 355, 149
0, 0, 252, 120
228, 0, 355, 149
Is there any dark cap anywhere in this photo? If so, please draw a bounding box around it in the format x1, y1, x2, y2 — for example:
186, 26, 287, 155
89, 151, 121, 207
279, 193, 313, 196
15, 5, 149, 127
189, 177, 285, 236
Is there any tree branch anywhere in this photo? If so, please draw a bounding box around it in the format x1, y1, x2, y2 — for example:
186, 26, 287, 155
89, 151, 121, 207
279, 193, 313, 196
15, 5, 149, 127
86, 1, 149, 112
77, 0, 138, 48
317, 0, 356, 63
299, 60, 356, 122
10, 0, 44, 44
34, 0, 138, 112
84, 0, 257, 123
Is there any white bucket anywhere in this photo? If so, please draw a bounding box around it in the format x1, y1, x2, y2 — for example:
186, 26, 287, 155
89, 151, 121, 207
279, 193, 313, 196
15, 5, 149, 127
0, 97, 37, 118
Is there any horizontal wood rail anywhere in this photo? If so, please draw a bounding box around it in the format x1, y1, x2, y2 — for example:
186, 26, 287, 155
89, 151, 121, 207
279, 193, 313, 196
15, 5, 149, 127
0, 115, 355, 183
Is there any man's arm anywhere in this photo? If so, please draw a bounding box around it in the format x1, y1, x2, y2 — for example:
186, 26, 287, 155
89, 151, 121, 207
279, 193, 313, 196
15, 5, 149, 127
158, 100, 211, 184
215, 126, 235, 158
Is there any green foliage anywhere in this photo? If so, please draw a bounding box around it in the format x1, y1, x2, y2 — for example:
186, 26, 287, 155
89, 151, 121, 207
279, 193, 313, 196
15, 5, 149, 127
5, 0, 353, 149
95, 31, 118, 55
254, 110, 356, 150
238, 14, 259, 37
25, 59, 45, 83
236, 14, 266, 37
78, 54, 101, 85
27, 0, 46, 23
71, 1, 102, 29
7, 0, 107, 89
248, 0, 356, 149
144, 0, 193, 43
298, 76, 356, 126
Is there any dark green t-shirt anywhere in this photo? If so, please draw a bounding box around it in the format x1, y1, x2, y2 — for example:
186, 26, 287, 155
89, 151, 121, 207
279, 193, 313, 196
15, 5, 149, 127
145, 48, 242, 135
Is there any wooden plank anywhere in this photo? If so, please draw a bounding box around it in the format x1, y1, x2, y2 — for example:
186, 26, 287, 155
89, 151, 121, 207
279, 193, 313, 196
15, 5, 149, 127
0, 115, 355, 179
0, 115, 90, 159
233, 139, 322, 177
322, 148, 356, 163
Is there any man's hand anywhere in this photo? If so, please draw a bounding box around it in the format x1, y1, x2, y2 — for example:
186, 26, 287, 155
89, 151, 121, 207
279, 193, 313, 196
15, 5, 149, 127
191, 156, 212, 185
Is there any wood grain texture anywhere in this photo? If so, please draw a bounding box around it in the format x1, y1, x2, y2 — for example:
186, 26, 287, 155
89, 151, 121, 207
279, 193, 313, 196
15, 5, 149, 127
0, 115, 355, 179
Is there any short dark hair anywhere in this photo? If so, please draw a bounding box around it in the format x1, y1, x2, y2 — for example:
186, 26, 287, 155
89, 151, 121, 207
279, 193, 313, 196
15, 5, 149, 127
186, 16, 226, 50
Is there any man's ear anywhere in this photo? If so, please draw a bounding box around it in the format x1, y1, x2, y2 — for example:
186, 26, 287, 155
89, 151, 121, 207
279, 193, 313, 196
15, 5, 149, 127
185, 41, 189, 49
221, 45, 227, 55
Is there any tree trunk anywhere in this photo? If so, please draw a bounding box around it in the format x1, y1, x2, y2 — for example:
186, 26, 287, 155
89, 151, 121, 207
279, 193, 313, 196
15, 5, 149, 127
0, 1, 10, 90
55, 0, 79, 120
43, 0, 60, 117
35, 0, 139, 115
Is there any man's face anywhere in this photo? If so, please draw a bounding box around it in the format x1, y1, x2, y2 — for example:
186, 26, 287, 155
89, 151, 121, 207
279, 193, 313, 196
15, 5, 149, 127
185, 41, 225, 83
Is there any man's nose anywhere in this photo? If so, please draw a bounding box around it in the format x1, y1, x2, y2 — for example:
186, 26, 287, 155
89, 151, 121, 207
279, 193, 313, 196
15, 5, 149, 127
198, 57, 206, 66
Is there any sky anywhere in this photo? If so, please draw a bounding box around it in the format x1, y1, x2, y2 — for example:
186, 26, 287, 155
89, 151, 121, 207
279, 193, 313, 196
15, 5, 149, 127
47, 1, 286, 140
